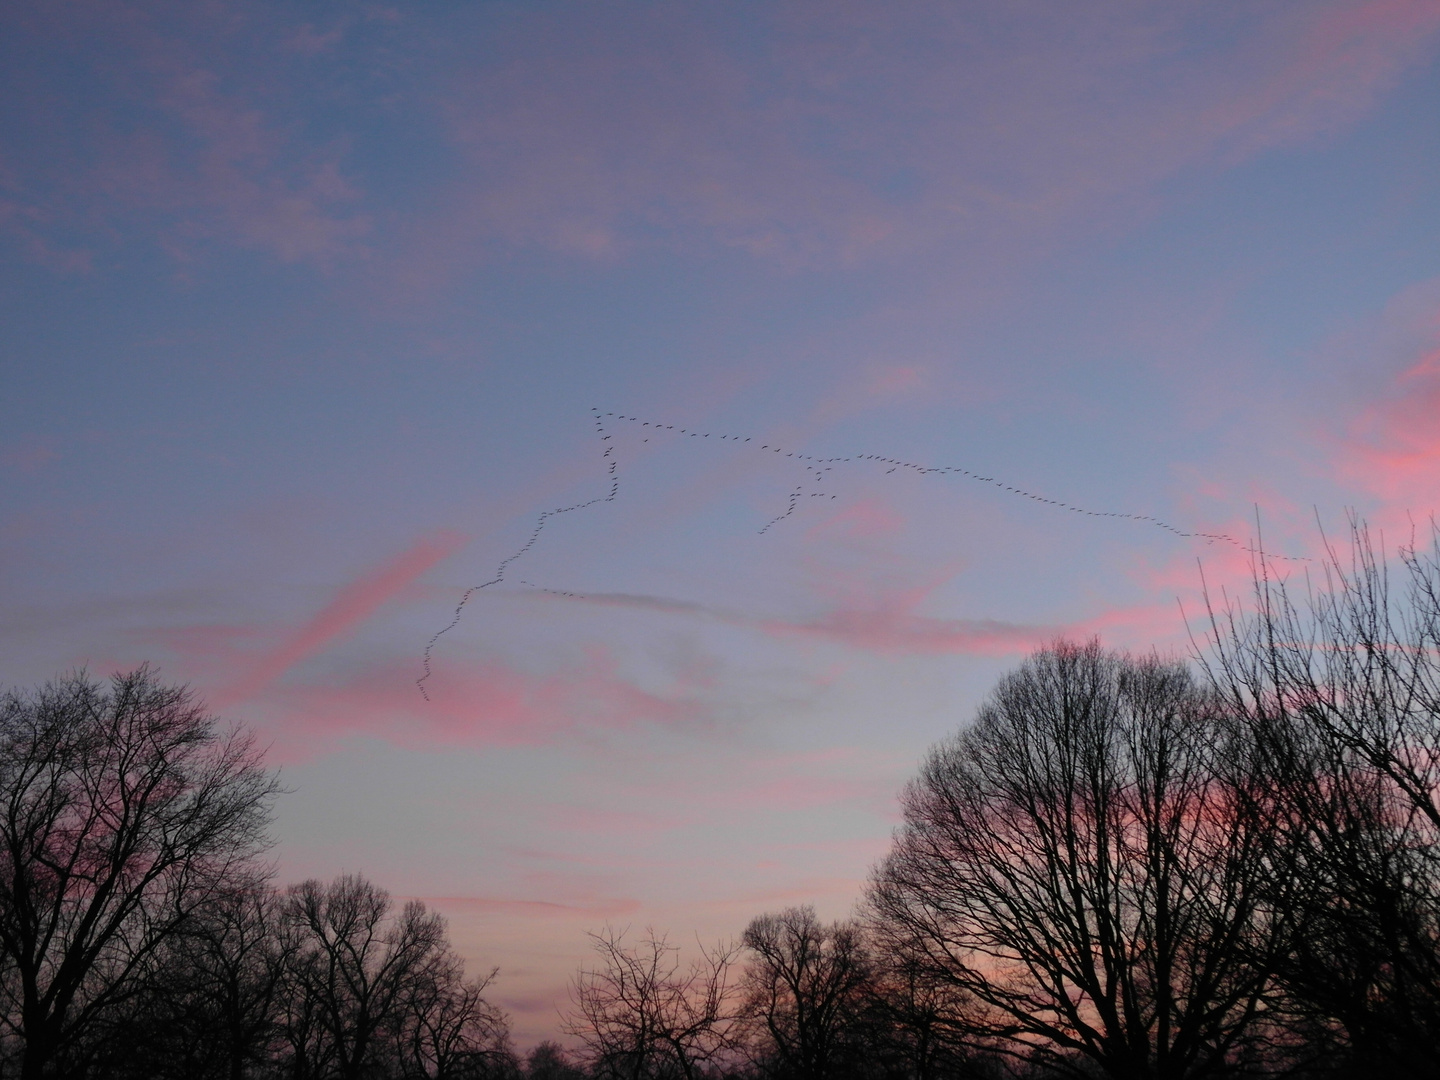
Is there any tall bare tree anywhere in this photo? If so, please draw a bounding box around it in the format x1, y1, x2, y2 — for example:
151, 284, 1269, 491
396, 953, 514, 1079
739, 907, 873, 1080
0, 667, 279, 1080
864, 948, 990, 1080
566, 926, 738, 1080
1200, 521, 1440, 1072
281, 874, 476, 1080
869, 641, 1277, 1080
102, 879, 292, 1080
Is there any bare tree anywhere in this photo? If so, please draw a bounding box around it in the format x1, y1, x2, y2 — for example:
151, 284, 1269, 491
1200, 521, 1440, 1072
396, 955, 515, 1079
0, 667, 280, 1080
864, 949, 993, 1080
565, 926, 739, 1080
869, 641, 1277, 1080
282, 874, 485, 1080
101, 878, 292, 1080
738, 907, 873, 1080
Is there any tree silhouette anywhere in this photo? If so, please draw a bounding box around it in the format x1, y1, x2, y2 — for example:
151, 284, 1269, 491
738, 907, 873, 1080
0, 667, 279, 1080
1201, 522, 1440, 1073
282, 874, 472, 1080
869, 641, 1277, 1080
566, 926, 738, 1080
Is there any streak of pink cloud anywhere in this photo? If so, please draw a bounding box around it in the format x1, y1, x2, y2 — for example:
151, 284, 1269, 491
214, 530, 469, 710
692, 773, 891, 815
762, 553, 1052, 656
1343, 345, 1440, 517
605, 744, 903, 819
245, 646, 715, 761
802, 497, 906, 543
1201, 0, 1440, 159
7, 2, 1437, 281
539, 805, 690, 837
509, 509, 1257, 656
718, 872, 896, 915
804, 363, 930, 430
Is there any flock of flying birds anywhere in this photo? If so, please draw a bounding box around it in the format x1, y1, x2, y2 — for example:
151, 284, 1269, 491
417, 409, 1304, 699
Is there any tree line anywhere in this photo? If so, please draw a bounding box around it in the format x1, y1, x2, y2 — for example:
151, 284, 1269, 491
4, 522, 1440, 1078
0, 668, 509, 1080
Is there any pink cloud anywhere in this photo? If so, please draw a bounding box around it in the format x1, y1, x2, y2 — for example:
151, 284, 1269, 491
124, 49, 371, 264
622, 366, 933, 535
149, 623, 266, 668
803, 498, 906, 543
214, 530, 468, 709
768, 548, 1049, 656
539, 805, 691, 837
1199, 0, 1440, 159
804, 363, 930, 429
545, 748, 900, 822
1342, 346, 1440, 515
1320, 275, 1440, 539
282, 21, 347, 56
513, 536, 1260, 661
243, 646, 717, 761
692, 772, 891, 815
0, 194, 93, 273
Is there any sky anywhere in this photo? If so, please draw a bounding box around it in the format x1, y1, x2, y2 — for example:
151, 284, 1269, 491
4, 0, 1440, 1048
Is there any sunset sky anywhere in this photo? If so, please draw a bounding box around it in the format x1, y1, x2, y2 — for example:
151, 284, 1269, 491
4, 0, 1440, 1046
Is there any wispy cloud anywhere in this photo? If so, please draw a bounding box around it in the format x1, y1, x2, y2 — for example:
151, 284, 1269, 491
3, 2, 372, 270
520, 577, 1050, 659
8, 2, 1436, 280
213, 530, 468, 709
424, 0, 1440, 271
1332, 278, 1440, 529
241, 646, 722, 761
1344, 349, 1440, 513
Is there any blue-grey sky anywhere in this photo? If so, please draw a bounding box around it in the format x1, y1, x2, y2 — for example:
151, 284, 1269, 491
5, 0, 1440, 1045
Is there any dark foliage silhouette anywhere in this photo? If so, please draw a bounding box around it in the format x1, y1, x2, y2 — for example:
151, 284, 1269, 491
99, 880, 291, 1080
526, 1041, 585, 1080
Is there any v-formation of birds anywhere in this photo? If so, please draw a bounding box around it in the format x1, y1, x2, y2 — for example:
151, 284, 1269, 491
417, 409, 1304, 698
